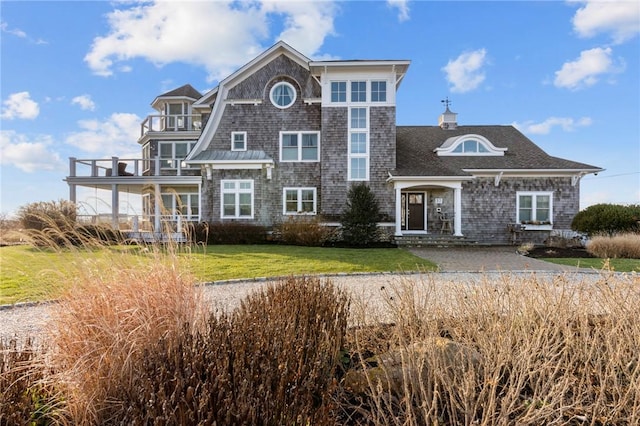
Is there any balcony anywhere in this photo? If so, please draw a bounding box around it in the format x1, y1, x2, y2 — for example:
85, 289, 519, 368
67, 157, 199, 179
140, 114, 203, 138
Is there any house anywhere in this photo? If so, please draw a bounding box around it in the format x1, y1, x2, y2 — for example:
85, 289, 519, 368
65, 41, 603, 244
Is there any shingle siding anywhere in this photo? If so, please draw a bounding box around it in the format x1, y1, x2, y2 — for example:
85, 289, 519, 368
459, 177, 579, 244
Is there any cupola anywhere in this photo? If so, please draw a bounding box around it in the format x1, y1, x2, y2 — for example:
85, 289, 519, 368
438, 97, 457, 130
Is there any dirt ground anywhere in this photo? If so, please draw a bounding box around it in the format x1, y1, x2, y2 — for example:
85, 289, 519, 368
525, 246, 595, 259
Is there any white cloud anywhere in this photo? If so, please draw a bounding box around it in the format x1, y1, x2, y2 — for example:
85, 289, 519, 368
84, 1, 337, 82
71, 94, 97, 111
572, 0, 640, 44
65, 113, 141, 155
554, 47, 623, 90
0, 130, 65, 173
387, 0, 410, 22
1, 21, 47, 44
1, 92, 40, 120
513, 116, 593, 135
442, 49, 488, 93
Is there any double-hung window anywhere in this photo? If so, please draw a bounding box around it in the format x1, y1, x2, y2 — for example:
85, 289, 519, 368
283, 188, 317, 214
280, 131, 320, 162
160, 188, 200, 220
221, 180, 253, 219
517, 191, 553, 227
231, 132, 247, 151
349, 107, 369, 180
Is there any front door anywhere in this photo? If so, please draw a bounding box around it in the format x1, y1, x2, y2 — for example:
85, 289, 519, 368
407, 192, 425, 231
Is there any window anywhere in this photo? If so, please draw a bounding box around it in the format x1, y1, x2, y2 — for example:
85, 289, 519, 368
371, 81, 387, 102
331, 81, 346, 102
231, 132, 247, 151
159, 188, 200, 220
142, 142, 151, 173
517, 192, 553, 227
451, 139, 490, 153
270, 82, 296, 109
159, 141, 196, 169
221, 180, 254, 219
350, 107, 367, 128
351, 81, 366, 102
165, 102, 187, 130
283, 188, 317, 214
349, 108, 369, 181
279, 131, 320, 162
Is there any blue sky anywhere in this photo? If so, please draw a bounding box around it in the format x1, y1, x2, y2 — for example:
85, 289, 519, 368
1, 0, 639, 217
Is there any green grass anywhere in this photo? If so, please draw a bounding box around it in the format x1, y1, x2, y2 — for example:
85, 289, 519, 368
541, 257, 640, 272
0, 245, 437, 305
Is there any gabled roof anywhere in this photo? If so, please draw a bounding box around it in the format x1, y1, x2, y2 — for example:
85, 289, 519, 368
151, 84, 203, 109
392, 125, 603, 177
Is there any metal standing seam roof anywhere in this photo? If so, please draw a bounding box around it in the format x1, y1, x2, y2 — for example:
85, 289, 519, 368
392, 125, 602, 177
188, 150, 273, 163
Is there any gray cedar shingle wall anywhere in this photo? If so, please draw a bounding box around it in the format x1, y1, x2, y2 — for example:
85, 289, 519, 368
460, 177, 579, 244
201, 56, 323, 224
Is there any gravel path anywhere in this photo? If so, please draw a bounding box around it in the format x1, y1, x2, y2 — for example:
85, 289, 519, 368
1, 269, 608, 345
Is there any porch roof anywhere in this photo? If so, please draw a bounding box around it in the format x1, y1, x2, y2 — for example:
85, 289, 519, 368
187, 149, 273, 163
391, 125, 602, 177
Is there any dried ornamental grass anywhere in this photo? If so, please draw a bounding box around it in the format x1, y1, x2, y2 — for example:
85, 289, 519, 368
587, 232, 640, 259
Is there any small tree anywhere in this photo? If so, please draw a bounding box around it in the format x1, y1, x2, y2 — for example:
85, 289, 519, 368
17, 199, 77, 232
340, 183, 380, 246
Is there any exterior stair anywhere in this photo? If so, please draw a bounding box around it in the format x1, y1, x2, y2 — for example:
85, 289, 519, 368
394, 234, 480, 248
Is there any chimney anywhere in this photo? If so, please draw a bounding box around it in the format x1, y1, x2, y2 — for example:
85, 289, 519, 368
438, 97, 457, 130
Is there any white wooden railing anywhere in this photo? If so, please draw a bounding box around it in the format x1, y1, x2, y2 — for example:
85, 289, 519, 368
140, 114, 203, 137
68, 156, 196, 178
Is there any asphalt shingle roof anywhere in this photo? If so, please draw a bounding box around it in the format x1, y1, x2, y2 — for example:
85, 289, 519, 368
392, 125, 602, 177
158, 84, 203, 100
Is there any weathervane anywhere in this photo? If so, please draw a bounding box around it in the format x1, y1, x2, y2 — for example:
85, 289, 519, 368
441, 97, 452, 109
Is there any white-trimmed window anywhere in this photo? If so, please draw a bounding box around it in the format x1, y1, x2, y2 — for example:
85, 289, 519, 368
331, 81, 347, 102
349, 107, 369, 181
221, 180, 254, 219
452, 139, 490, 153
371, 81, 387, 102
351, 81, 366, 102
165, 102, 188, 130
161, 191, 200, 220
231, 132, 247, 151
270, 82, 296, 109
280, 131, 320, 162
159, 141, 196, 169
517, 191, 553, 228
283, 187, 317, 215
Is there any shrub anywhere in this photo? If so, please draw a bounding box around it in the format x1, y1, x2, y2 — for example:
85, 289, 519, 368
586, 232, 640, 259
187, 221, 268, 244
0, 339, 62, 424
113, 277, 350, 425
274, 215, 333, 246
17, 200, 77, 233
572, 203, 640, 236
340, 183, 381, 246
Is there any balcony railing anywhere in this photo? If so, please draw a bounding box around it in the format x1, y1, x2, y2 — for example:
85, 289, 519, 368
68, 157, 197, 178
140, 114, 203, 137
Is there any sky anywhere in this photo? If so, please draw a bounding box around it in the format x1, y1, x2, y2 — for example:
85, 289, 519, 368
1, 0, 639, 218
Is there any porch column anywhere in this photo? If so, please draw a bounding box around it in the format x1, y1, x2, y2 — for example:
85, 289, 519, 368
394, 186, 402, 236
111, 184, 119, 229
154, 184, 161, 231
453, 186, 462, 236
68, 157, 77, 204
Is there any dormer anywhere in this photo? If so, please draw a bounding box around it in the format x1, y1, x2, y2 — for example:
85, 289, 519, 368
434, 134, 508, 156
438, 98, 457, 130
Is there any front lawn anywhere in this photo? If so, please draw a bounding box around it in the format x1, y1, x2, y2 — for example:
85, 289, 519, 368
0, 244, 437, 305
541, 257, 640, 272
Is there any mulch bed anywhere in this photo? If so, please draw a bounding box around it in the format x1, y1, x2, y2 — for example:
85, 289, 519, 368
525, 246, 595, 259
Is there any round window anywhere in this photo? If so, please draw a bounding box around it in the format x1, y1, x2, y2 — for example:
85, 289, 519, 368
270, 82, 296, 109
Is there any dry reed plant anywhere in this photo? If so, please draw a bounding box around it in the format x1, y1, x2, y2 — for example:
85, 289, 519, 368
587, 232, 640, 259
343, 271, 640, 425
